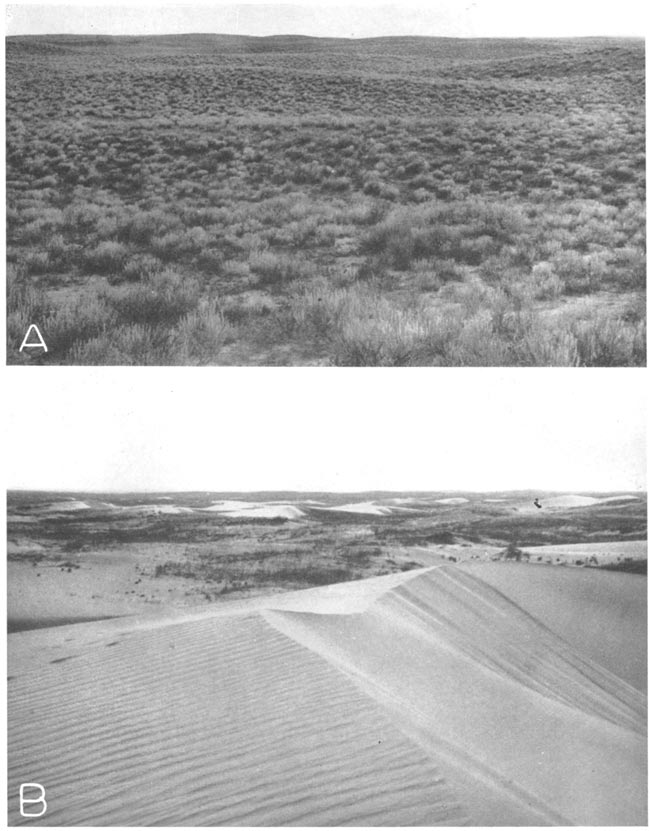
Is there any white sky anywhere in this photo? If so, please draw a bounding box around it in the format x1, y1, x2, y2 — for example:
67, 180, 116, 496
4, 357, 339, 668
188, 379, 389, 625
5, 1, 648, 38
4, 368, 646, 493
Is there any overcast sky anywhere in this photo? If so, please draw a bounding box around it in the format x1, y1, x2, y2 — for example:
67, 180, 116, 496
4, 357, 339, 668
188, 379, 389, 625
4, 369, 646, 493
5, 1, 647, 38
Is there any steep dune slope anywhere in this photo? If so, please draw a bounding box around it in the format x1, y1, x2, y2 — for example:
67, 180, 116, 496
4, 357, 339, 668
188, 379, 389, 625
457, 561, 647, 692
8, 565, 647, 826
266, 567, 647, 826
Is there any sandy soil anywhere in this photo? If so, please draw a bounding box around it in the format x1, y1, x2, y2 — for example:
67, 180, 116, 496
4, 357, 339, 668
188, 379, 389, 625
7, 544, 214, 630
522, 539, 647, 562
8, 562, 646, 826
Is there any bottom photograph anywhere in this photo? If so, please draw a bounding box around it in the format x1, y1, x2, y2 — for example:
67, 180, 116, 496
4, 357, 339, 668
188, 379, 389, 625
5, 372, 647, 826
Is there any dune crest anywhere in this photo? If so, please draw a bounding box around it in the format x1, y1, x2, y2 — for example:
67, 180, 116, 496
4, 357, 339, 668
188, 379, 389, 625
8, 565, 646, 826
264, 566, 647, 826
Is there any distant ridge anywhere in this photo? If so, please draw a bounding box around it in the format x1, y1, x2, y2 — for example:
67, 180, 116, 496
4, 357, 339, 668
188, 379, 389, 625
7, 33, 641, 46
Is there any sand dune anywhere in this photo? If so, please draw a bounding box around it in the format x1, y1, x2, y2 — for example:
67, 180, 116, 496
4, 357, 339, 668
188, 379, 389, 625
8, 565, 646, 826
202, 500, 266, 512
542, 494, 639, 509
314, 501, 393, 515
103, 502, 194, 515
41, 499, 91, 512
459, 561, 647, 693
433, 497, 470, 505
221, 505, 305, 519
266, 568, 646, 826
200, 500, 305, 518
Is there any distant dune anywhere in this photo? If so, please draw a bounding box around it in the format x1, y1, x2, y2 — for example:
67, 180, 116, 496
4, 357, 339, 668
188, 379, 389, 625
42, 499, 91, 512
543, 494, 640, 508
8, 563, 646, 826
314, 501, 393, 515
221, 505, 306, 519
196, 500, 305, 519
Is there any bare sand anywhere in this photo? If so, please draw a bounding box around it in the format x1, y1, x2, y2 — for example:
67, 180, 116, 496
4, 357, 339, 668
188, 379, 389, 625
314, 501, 393, 515
200, 500, 305, 518
458, 560, 647, 693
526, 494, 640, 510
522, 539, 647, 564
8, 563, 646, 826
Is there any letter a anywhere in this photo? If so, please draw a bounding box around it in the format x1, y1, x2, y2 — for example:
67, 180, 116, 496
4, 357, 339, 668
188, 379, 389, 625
20, 783, 47, 817
19, 324, 48, 352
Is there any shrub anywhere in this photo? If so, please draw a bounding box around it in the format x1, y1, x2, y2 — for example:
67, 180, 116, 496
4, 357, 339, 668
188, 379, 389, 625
362, 200, 528, 269
249, 251, 315, 287
120, 253, 164, 283
291, 282, 460, 366
45, 293, 116, 357
530, 263, 565, 300
502, 542, 527, 561
107, 270, 200, 326
6, 274, 52, 356
23, 250, 51, 275
570, 314, 646, 367
119, 209, 179, 245
173, 302, 234, 364
195, 248, 224, 274
85, 240, 129, 275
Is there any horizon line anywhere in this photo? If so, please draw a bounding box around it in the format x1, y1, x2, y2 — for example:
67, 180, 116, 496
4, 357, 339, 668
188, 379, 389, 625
7, 32, 644, 40
7, 487, 647, 495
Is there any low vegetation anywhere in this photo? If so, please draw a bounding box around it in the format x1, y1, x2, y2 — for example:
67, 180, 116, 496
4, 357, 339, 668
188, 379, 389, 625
152, 544, 394, 595
6, 35, 645, 365
8, 491, 646, 607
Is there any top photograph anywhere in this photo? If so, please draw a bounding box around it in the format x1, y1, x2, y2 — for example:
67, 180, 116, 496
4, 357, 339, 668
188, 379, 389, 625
5, 3, 646, 366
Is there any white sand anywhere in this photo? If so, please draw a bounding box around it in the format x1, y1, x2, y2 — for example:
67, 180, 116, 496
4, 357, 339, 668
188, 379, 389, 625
220, 505, 305, 519
103, 502, 194, 514
543, 494, 639, 509
523, 539, 647, 562
433, 497, 470, 505
201, 500, 305, 518
42, 500, 91, 512
314, 501, 392, 515
8, 565, 646, 826
201, 500, 264, 512
459, 561, 647, 693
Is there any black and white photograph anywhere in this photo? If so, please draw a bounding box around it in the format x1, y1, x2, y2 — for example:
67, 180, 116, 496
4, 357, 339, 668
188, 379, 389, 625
2, 1, 648, 828
4, 370, 647, 825
5, 1, 646, 366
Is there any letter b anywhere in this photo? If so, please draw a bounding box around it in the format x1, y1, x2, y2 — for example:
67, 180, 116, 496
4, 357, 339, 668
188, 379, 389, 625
20, 783, 47, 818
